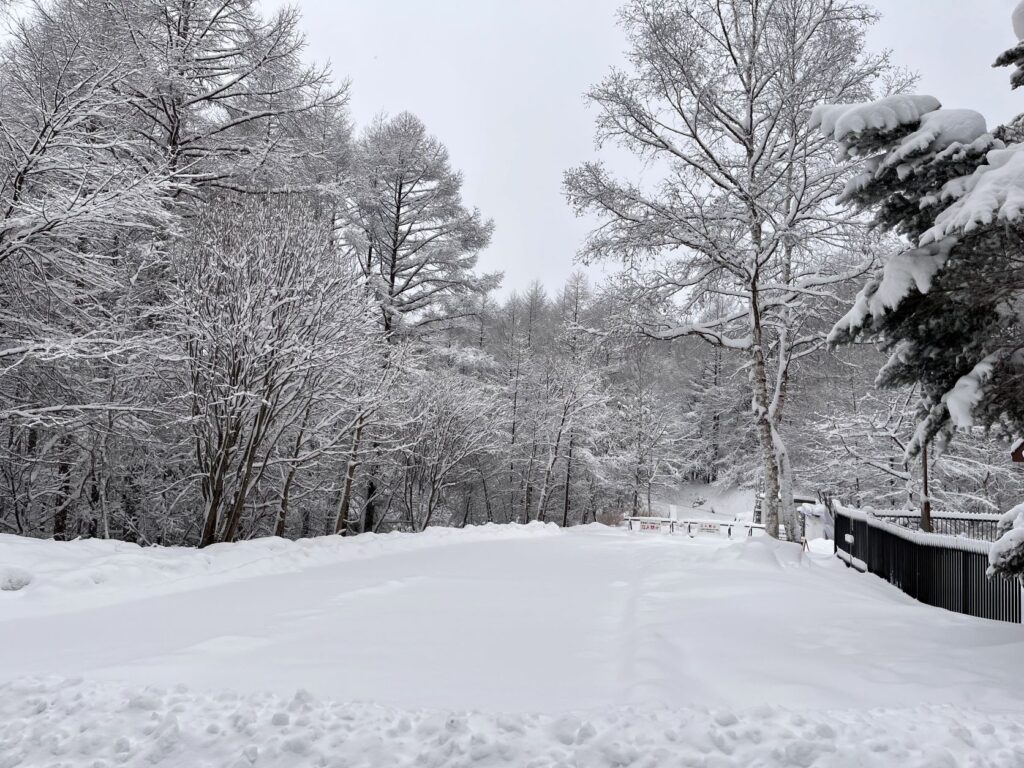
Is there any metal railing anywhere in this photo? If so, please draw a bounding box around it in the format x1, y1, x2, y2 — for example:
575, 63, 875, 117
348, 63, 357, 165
867, 510, 1003, 542
835, 507, 1022, 624
626, 516, 767, 538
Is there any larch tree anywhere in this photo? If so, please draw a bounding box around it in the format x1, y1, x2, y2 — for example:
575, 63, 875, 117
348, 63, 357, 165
99, 0, 347, 193
565, 0, 890, 538
0, 0, 354, 542
609, 339, 690, 516
346, 111, 495, 340
334, 111, 495, 534
0, 0, 174, 539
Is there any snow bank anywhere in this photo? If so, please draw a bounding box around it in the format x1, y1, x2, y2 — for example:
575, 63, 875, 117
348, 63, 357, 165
1015, 0, 1024, 41
0, 523, 560, 617
810, 94, 941, 143
3, 676, 1024, 768
924, 143, 1024, 241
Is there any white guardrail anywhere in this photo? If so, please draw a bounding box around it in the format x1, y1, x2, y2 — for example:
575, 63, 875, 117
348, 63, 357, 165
625, 516, 767, 538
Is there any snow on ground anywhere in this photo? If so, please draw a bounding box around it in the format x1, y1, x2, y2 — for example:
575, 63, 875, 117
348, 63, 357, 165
3, 525, 1024, 766
0, 523, 559, 619
5, 676, 1024, 768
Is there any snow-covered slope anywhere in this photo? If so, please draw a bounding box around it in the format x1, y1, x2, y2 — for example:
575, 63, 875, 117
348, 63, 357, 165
2, 526, 1023, 766
652, 482, 756, 521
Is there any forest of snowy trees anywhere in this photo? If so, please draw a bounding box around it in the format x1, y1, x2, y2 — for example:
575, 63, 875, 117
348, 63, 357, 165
1, 0, 1023, 552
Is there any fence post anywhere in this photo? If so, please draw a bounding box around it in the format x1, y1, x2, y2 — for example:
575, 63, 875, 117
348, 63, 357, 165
960, 549, 968, 616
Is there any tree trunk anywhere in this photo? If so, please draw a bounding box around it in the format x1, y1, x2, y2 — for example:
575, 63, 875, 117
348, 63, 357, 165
52, 456, 71, 541
275, 468, 295, 538
478, 466, 495, 523
507, 360, 521, 520
364, 474, 377, 534
276, 434, 308, 539
749, 286, 781, 539
199, 492, 220, 548
561, 434, 574, 527
774, 426, 799, 541
710, 347, 721, 482
920, 443, 933, 533
335, 416, 365, 534
121, 480, 138, 544
536, 422, 567, 523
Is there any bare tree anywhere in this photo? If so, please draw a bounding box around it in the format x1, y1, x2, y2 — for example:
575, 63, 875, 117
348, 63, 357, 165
345, 112, 496, 339
97, 0, 347, 193
566, 0, 890, 537
174, 196, 373, 546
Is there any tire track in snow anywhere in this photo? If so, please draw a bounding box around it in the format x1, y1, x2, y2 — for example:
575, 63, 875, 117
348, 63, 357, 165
613, 540, 696, 706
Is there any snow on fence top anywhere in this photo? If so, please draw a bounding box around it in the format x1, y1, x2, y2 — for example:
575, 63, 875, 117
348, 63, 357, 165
837, 505, 994, 555
871, 509, 1006, 523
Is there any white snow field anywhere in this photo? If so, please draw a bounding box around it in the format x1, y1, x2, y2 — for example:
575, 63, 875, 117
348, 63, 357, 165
2, 525, 1024, 767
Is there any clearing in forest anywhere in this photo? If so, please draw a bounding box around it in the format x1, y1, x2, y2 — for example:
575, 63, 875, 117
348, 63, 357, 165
2, 525, 1023, 766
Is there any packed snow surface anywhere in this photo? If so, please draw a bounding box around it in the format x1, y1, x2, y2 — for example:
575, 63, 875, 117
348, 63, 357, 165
3, 524, 1024, 766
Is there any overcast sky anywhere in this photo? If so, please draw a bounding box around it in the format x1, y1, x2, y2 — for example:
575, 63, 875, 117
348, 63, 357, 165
286, 0, 1024, 295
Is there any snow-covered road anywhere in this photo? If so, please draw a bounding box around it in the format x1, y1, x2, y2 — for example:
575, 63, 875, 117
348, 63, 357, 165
3, 525, 1024, 766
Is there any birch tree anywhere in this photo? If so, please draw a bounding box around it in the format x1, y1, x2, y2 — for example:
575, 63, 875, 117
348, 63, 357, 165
565, 0, 890, 537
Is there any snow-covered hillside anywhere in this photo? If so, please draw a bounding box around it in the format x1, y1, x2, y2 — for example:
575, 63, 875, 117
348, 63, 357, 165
3, 526, 1024, 766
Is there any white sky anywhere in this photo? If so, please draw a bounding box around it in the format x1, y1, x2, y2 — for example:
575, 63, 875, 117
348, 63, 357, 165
288, 0, 1024, 295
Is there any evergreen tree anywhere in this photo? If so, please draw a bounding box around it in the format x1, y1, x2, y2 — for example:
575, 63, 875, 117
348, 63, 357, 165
812, 8, 1024, 567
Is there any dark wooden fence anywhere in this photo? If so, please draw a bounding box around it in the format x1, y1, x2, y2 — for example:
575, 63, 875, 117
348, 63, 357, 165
835, 507, 1022, 624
